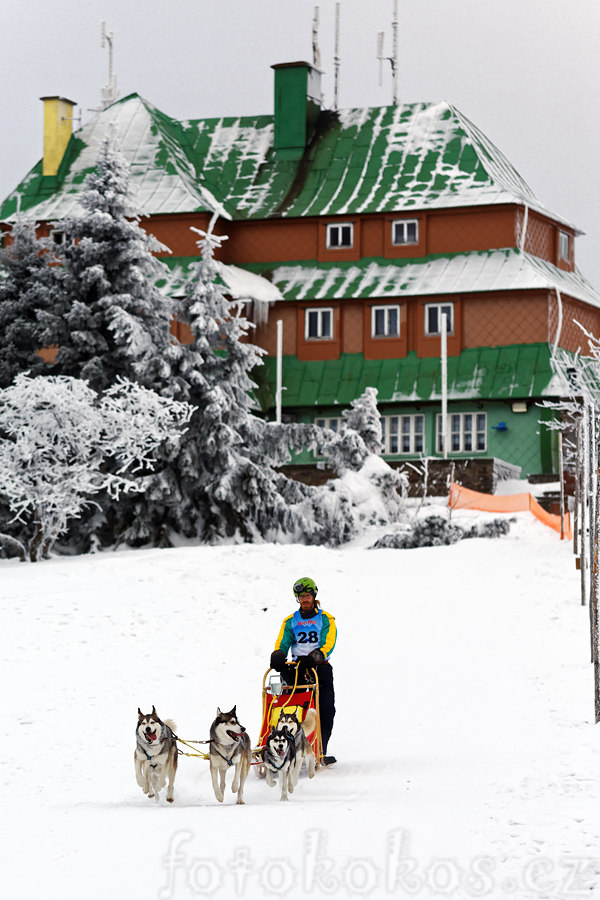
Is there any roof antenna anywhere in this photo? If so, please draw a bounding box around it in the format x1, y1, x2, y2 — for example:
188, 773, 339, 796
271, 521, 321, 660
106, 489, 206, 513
377, 0, 399, 105
333, 2, 341, 110
312, 6, 321, 69
100, 21, 118, 110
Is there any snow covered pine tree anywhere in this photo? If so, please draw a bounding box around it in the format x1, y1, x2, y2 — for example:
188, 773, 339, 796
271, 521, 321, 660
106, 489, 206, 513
48, 131, 180, 397
166, 220, 322, 542
37, 131, 192, 548
314, 387, 408, 539
0, 215, 64, 388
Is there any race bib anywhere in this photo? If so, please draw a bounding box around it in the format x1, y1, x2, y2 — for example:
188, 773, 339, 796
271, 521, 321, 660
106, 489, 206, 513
290, 610, 324, 658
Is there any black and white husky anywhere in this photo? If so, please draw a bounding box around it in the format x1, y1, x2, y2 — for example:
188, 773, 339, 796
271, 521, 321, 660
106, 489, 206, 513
278, 708, 317, 787
262, 726, 297, 801
134, 707, 178, 803
209, 706, 251, 805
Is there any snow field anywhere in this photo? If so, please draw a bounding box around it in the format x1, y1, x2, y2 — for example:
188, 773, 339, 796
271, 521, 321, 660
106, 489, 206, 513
2, 510, 600, 899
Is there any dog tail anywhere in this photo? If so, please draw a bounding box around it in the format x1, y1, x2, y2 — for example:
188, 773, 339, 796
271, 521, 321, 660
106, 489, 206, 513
301, 708, 316, 738
165, 718, 177, 734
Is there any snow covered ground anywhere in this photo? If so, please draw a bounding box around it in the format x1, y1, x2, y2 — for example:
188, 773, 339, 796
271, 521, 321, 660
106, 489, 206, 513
3, 507, 599, 899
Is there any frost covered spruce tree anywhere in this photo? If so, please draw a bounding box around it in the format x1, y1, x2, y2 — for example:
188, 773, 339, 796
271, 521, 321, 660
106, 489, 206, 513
148, 221, 318, 543
49, 132, 180, 396
324, 386, 383, 472
318, 387, 408, 532
0, 374, 191, 561
0, 215, 64, 387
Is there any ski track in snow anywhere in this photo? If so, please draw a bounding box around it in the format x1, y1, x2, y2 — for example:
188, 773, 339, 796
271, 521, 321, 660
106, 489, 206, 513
2, 510, 600, 899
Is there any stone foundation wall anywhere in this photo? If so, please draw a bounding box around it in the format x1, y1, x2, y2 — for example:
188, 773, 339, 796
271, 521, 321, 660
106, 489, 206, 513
281, 457, 522, 496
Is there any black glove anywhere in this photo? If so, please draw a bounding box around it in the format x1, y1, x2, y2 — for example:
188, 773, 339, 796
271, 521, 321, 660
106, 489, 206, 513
270, 650, 286, 672
306, 648, 325, 667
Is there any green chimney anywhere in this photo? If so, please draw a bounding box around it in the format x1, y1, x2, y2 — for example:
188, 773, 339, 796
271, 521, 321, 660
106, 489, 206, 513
272, 62, 322, 160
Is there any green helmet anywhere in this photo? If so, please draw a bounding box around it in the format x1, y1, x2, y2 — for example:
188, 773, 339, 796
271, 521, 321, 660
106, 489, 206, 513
293, 577, 318, 600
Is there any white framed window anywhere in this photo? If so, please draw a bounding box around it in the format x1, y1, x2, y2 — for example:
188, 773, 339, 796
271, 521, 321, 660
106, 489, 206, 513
425, 302, 454, 336
436, 412, 486, 453
558, 230, 571, 262
326, 222, 353, 249
392, 219, 419, 246
315, 416, 341, 433
371, 304, 401, 338
382, 414, 425, 455
305, 307, 333, 340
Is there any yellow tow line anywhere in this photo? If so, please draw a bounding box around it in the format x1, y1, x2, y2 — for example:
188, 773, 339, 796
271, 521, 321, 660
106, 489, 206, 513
174, 736, 210, 760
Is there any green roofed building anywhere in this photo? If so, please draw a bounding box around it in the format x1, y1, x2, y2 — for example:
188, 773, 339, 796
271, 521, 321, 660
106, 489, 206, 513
2, 61, 599, 479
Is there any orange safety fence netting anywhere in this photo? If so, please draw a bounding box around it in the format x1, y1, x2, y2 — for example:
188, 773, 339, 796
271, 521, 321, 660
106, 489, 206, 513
448, 483, 572, 540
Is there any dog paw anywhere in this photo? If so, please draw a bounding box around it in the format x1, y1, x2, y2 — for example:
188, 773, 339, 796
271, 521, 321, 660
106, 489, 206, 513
236, 799, 245, 805
167, 797, 174, 803
148, 793, 155, 799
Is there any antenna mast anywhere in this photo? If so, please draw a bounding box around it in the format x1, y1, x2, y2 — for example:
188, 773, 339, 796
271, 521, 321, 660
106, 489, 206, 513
100, 21, 118, 110
391, 0, 398, 105
312, 6, 321, 70
333, 2, 340, 110
377, 0, 399, 105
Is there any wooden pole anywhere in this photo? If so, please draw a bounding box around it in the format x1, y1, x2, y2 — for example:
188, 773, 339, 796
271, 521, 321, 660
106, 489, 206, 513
574, 415, 580, 558
581, 409, 588, 607
594, 444, 600, 720
588, 404, 595, 607
558, 430, 565, 540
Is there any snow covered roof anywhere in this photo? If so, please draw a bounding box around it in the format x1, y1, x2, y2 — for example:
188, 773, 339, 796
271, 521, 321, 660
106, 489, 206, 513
255, 249, 600, 309
157, 257, 281, 301
0, 93, 571, 226
255, 343, 559, 409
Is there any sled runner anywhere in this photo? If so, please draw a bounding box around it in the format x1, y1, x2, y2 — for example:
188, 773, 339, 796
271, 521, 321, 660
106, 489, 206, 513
253, 664, 323, 775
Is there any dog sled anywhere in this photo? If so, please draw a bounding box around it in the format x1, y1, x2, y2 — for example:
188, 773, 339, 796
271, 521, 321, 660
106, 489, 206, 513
253, 663, 324, 776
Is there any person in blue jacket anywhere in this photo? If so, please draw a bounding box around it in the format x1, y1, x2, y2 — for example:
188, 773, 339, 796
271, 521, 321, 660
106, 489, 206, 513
270, 576, 337, 765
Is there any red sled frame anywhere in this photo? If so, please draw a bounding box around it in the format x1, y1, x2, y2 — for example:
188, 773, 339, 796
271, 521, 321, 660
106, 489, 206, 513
253, 665, 324, 774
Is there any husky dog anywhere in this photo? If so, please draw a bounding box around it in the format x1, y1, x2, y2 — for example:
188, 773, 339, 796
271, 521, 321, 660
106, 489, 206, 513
262, 726, 296, 801
278, 708, 317, 787
209, 706, 251, 805
134, 707, 178, 803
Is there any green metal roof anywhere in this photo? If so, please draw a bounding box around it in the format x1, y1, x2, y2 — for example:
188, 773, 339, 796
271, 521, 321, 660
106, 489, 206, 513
159, 248, 600, 310
254, 344, 560, 410
1, 93, 569, 226
261, 250, 600, 308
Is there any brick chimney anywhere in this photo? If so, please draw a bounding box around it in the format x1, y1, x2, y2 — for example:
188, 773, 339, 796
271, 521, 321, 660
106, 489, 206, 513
271, 62, 322, 160
40, 96, 76, 177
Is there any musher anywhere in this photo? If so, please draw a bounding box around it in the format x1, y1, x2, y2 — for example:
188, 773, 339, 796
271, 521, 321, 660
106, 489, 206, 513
270, 576, 337, 765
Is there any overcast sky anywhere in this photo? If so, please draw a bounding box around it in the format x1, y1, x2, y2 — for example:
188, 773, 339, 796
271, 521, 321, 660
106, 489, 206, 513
2, 0, 599, 284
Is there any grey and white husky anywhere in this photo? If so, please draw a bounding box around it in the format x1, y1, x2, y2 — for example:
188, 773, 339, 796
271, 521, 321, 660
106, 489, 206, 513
278, 708, 317, 787
134, 707, 178, 803
209, 706, 251, 805
262, 726, 296, 801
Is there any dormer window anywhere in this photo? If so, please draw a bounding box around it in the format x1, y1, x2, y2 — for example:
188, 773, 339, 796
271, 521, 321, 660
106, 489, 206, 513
305, 308, 333, 340
558, 230, 571, 262
392, 219, 419, 245
326, 223, 353, 249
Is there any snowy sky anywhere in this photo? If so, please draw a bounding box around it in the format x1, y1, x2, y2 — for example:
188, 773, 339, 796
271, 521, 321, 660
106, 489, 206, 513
2, 0, 599, 285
